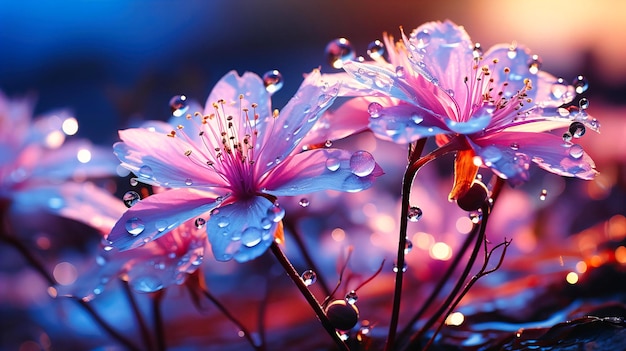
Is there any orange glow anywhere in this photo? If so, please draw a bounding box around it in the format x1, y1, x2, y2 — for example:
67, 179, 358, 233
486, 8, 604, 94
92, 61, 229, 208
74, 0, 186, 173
430, 242, 452, 261
575, 261, 588, 274
589, 254, 604, 267
608, 215, 626, 240
412, 232, 434, 250
615, 246, 626, 264
331, 228, 346, 242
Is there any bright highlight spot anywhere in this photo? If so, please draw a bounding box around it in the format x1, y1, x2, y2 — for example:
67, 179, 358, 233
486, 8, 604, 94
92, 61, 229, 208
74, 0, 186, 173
455, 216, 473, 234
77, 149, 92, 163
62, 117, 79, 135
331, 228, 345, 242
472, 156, 483, 166
45, 130, 65, 148
566, 271, 579, 284
53, 262, 78, 286
615, 246, 626, 264
575, 261, 587, 273
430, 242, 452, 261
445, 311, 465, 326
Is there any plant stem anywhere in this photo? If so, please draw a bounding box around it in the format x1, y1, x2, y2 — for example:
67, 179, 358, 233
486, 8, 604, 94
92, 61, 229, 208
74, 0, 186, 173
404, 203, 490, 350
74, 298, 142, 351
384, 138, 461, 351
121, 279, 154, 350
270, 241, 349, 351
395, 220, 481, 345
151, 289, 166, 351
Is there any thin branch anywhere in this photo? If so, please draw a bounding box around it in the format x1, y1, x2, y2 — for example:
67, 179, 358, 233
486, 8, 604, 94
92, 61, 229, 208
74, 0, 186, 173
74, 298, 142, 351
270, 241, 349, 351
151, 289, 166, 351
121, 279, 154, 350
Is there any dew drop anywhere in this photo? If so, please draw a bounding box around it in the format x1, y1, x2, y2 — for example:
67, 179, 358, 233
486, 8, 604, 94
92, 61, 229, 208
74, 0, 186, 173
395, 65, 405, 78
562, 132, 573, 142
510, 142, 519, 151
301, 269, 317, 286
472, 43, 483, 58
539, 189, 548, 201
129, 178, 139, 186
266, 203, 285, 223
569, 121, 586, 138
558, 107, 570, 117
349, 151, 376, 177
407, 206, 423, 222
325, 157, 341, 172
469, 211, 482, 223
185, 178, 193, 186
325, 300, 359, 331
241, 227, 263, 247
551, 80, 568, 99
345, 290, 358, 304
569, 144, 584, 159
367, 102, 383, 118
299, 198, 310, 208
324, 140, 333, 148
325, 38, 356, 69
507, 46, 517, 59
155, 220, 168, 232
263, 70, 284, 94
415, 30, 431, 49
579, 98, 589, 110
138, 165, 153, 179
393, 262, 407, 273
404, 239, 413, 254
528, 54, 542, 74
125, 217, 145, 236
411, 113, 423, 124
122, 191, 141, 208
367, 39, 385, 59
194, 217, 206, 229
573, 75, 589, 94
169, 95, 189, 117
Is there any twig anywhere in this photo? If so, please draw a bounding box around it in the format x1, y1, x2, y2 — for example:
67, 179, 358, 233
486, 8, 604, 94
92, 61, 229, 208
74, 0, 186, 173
151, 289, 166, 351
270, 241, 349, 351
121, 279, 154, 350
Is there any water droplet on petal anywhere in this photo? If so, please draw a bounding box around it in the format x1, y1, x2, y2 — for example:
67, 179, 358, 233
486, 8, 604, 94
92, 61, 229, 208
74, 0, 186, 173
469, 211, 482, 223
326, 300, 359, 331
263, 70, 284, 94
324, 140, 333, 147
349, 151, 376, 177
325, 38, 356, 69
367, 102, 383, 118
122, 191, 141, 208
579, 98, 589, 110
241, 227, 263, 247
345, 290, 358, 304
510, 142, 519, 151
261, 218, 272, 230
404, 239, 413, 254
569, 144, 584, 159
266, 203, 285, 223
551, 80, 568, 99
562, 132, 573, 142
194, 217, 206, 229
138, 165, 153, 179
528, 54, 542, 74
299, 198, 310, 207
395, 65, 405, 78
573, 75, 589, 94
155, 220, 168, 232
185, 178, 193, 186
366, 39, 385, 59
169, 95, 189, 117
411, 113, 423, 124
507, 45, 518, 59
569, 121, 586, 138
125, 217, 145, 236
129, 178, 139, 186
472, 43, 483, 58
539, 189, 548, 201
326, 158, 341, 172
415, 30, 431, 49
130, 275, 163, 293
301, 269, 317, 285
407, 206, 423, 222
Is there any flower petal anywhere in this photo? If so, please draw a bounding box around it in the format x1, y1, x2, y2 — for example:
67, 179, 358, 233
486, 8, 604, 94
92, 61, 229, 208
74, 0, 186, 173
342, 60, 416, 103
207, 196, 278, 262
449, 149, 479, 201
115, 128, 227, 188
369, 102, 449, 143
204, 71, 271, 121
255, 69, 341, 173
108, 188, 222, 251
260, 148, 383, 195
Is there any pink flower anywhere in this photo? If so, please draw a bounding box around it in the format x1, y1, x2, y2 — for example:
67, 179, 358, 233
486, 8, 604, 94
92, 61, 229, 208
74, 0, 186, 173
331, 20, 598, 195
0, 91, 119, 226
108, 70, 383, 262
